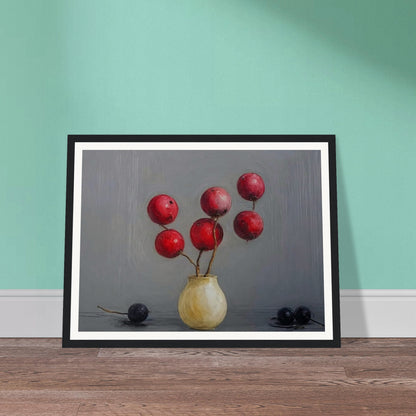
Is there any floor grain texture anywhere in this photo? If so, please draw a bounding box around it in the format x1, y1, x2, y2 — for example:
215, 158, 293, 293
0, 338, 415, 415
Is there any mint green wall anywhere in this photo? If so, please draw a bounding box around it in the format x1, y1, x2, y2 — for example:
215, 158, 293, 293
1, 0, 415, 289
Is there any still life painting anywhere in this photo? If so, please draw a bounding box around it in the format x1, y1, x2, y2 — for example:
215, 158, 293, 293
63, 135, 340, 347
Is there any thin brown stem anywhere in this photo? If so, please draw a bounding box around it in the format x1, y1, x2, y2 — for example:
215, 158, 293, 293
158, 225, 197, 273
311, 319, 325, 327
180, 251, 198, 272
97, 305, 127, 315
196, 249, 203, 276
252, 200, 256, 210
205, 217, 219, 276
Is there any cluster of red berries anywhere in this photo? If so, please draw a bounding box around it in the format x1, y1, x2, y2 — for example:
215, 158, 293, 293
234, 173, 265, 240
147, 173, 265, 274
147, 194, 184, 258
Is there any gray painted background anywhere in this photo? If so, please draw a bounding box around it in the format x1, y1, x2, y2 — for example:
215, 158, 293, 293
78, 149, 324, 328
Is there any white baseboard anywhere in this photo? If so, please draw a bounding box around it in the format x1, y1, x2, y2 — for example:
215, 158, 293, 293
340, 289, 416, 337
0, 289, 415, 338
0, 290, 63, 338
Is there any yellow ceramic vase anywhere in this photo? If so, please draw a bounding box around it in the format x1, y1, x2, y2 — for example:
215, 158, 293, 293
178, 275, 227, 330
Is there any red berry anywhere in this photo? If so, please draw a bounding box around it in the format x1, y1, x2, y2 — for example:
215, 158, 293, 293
190, 218, 224, 251
234, 211, 264, 241
200, 187, 232, 217
155, 229, 184, 258
237, 173, 265, 201
147, 194, 178, 225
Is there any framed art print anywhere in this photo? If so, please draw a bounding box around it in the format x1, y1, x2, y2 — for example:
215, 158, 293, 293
63, 135, 340, 347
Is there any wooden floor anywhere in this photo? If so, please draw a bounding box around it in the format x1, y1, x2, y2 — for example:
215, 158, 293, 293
0, 339, 415, 415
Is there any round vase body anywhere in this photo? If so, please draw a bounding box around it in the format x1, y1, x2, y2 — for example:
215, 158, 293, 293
178, 275, 227, 330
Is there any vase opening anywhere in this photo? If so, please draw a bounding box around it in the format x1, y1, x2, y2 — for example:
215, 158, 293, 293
189, 274, 217, 280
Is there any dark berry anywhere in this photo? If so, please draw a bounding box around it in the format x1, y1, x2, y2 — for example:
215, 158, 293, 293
127, 303, 149, 323
294, 306, 311, 325
277, 307, 294, 325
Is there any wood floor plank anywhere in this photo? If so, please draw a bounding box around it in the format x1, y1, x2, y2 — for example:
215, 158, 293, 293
345, 366, 416, 379
94, 353, 416, 370
0, 347, 98, 359
1, 389, 416, 415
0, 402, 78, 416
97, 338, 416, 358
0, 366, 348, 391
75, 401, 416, 416
0, 338, 415, 415
1, 391, 415, 416
75, 402, 406, 416
1, 354, 351, 368
1, 387, 416, 416
3, 353, 415, 373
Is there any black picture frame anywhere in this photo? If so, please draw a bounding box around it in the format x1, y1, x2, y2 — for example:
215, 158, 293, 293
63, 135, 340, 348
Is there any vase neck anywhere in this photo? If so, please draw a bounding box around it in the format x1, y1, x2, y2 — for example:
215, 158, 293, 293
188, 274, 217, 281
